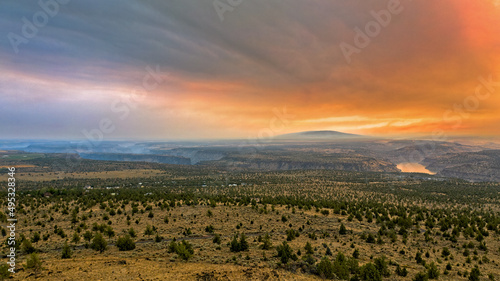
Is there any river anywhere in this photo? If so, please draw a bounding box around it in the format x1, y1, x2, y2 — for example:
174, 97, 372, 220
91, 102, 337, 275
397, 162, 435, 175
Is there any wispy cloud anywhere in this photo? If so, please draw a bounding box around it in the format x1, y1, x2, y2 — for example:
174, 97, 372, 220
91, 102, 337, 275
1, 0, 499, 139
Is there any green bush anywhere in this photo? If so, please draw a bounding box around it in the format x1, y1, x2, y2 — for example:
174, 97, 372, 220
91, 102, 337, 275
72, 232, 80, 243
128, 228, 137, 238
441, 247, 451, 257
366, 233, 375, 244
427, 262, 439, 279
21, 239, 36, 254
395, 265, 408, 277
205, 225, 214, 233
339, 223, 347, 235
168, 240, 194, 261
61, 241, 72, 259
25, 253, 42, 277
469, 266, 480, 281
32, 232, 41, 243
116, 235, 136, 251
155, 233, 163, 242
0, 263, 11, 280
90, 232, 107, 253
260, 233, 272, 250
317, 257, 335, 279
413, 271, 429, 281
332, 252, 350, 280
83, 230, 93, 242
144, 224, 154, 236
360, 262, 381, 281
276, 241, 296, 264
352, 249, 360, 259
176, 240, 194, 261
213, 234, 221, 245
373, 256, 390, 277
229, 233, 249, 252
305, 242, 314, 255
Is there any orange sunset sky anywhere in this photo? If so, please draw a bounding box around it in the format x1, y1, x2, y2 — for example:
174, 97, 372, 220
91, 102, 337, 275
1, 0, 499, 140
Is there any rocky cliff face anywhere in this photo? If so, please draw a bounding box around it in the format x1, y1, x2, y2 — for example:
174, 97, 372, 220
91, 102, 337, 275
79, 153, 191, 165
162, 148, 225, 164
423, 150, 500, 182
382, 141, 481, 164
210, 156, 399, 173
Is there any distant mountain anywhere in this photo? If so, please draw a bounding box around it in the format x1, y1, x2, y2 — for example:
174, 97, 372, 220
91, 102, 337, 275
276, 130, 364, 140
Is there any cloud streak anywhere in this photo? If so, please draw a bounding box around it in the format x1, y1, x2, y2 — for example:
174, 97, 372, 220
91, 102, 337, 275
1, 0, 499, 140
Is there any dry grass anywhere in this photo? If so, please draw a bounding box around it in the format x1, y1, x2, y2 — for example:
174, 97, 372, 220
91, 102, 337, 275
15, 201, 500, 281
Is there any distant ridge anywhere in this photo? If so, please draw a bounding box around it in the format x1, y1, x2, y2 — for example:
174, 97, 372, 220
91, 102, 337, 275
276, 130, 365, 140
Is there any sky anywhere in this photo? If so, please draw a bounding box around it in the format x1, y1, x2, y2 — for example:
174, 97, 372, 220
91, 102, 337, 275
1, 0, 500, 140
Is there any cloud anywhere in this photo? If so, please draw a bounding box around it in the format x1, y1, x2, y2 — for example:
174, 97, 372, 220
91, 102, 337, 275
1, 0, 499, 139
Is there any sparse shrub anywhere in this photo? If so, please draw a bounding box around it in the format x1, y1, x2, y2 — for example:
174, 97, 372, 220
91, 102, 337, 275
366, 233, 375, 244
305, 242, 314, 255
0, 263, 11, 280
276, 241, 296, 264
61, 241, 72, 259
128, 228, 137, 238
144, 224, 154, 236
116, 235, 135, 251
286, 229, 299, 241
72, 232, 80, 243
25, 253, 42, 278
169, 240, 194, 261
352, 249, 360, 259
83, 231, 93, 242
205, 225, 214, 233
442, 247, 451, 257
396, 265, 408, 277
469, 266, 480, 281
360, 262, 381, 281
374, 256, 390, 277
104, 226, 115, 238
32, 232, 41, 243
213, 234, 221, 244
155, 233, 163, 242
260, 233, 272, 250
182, 227, 192, 236
317, 257, 335, 279
427, 262, 439, 279
21, 239, 36, 254
325, 246, 333, 256
339, 223, 347, 235
90, 232, 107, 253
413, 271, 429, 281
230, 233, 249, 252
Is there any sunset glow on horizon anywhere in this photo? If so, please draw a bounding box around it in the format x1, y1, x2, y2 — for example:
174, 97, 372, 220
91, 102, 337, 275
1, 0, 500, 140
